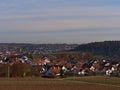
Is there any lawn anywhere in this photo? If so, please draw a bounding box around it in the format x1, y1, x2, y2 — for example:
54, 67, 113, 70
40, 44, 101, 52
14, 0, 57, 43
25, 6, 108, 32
0, 76, 119, 90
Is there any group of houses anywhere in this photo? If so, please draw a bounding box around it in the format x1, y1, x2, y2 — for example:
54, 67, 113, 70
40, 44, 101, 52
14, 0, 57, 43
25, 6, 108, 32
0, 49, 120, 77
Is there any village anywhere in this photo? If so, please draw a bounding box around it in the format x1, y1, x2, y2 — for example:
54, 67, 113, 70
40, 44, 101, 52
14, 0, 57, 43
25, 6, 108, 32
0, 44, 120, 78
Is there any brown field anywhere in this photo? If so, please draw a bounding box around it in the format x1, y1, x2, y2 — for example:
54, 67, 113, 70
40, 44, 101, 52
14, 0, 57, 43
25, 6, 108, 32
0, 76, 120, 90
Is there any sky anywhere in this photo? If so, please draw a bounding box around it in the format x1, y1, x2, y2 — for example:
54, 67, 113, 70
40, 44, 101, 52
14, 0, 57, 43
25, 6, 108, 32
0, 0, 120, 44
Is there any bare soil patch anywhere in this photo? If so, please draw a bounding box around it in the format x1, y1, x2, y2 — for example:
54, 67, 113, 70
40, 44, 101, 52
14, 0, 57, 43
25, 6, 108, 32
0, 76, 119, 90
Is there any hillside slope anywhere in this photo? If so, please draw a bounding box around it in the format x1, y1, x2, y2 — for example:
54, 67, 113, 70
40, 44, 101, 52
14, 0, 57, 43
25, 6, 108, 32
73, 41, 120, 57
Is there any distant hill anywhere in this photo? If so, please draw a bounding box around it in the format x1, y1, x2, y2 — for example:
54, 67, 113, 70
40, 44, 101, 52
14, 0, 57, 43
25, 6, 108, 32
0, 43, 78, 54
72, 41, 120, 57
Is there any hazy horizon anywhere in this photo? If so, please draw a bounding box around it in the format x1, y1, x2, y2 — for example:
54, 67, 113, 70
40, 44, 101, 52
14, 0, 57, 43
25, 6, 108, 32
0, 0, 120, 44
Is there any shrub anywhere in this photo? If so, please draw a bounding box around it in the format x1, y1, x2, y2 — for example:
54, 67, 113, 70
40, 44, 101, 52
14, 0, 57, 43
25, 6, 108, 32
11, 63, 31, 77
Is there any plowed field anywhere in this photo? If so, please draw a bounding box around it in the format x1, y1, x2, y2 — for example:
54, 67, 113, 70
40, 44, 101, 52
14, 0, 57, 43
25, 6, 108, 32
0, 76, 119, 90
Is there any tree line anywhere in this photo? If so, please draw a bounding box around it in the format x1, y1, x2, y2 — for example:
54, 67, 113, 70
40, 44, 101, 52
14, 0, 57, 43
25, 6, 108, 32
73, 41, 120, 59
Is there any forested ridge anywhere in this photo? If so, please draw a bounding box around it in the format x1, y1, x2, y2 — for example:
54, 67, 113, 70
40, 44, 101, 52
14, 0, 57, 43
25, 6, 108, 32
73, 41, 120, 57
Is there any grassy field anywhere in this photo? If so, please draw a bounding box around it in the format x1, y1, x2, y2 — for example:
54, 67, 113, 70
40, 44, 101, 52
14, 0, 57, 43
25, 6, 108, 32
0, 76, 120, 90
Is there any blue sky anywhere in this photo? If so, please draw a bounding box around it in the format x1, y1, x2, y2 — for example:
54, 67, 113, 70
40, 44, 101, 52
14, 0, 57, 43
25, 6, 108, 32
0, 0, 120, 44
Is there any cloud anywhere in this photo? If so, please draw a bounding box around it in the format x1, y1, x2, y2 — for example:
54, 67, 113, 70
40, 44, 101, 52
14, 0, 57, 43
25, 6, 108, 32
1, 6, 120, 19
0, 17, 120, 33
1, 0, 120, 14
0, 6, 120, 32
0, 0, 120, 43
